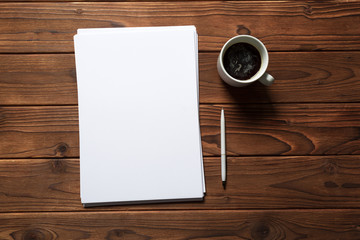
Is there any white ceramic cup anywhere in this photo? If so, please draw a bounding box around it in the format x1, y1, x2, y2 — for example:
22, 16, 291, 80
217, 35, 274, 87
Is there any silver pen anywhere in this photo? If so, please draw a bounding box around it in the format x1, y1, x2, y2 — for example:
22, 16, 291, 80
221, 108, 226, 189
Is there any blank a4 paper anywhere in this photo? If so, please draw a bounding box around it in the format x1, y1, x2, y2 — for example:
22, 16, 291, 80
74, 26, 205, 206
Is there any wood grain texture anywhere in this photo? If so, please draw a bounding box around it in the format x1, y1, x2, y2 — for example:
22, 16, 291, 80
1, 104, 360, 158
0, 106, 78, 158
201, 103, 360, 156
0, 1, 359, 53
201, 51, 360, 103
1, 210, 360, 239
1, 0, 359, 237
1, 52, 359, 105
1, 156, 360, 212
0, 54, 77, 105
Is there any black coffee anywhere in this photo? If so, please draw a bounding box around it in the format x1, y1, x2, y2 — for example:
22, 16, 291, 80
223, 42, 261, 80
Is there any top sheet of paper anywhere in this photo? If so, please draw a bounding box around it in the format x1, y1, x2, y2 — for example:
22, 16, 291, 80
74, 26, 204, 204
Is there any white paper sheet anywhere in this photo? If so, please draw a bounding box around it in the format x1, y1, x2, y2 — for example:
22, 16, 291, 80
74, 26, 205, 206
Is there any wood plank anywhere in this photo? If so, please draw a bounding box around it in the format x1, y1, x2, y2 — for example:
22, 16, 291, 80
0, 106, 78, 158
1, 156, 360, 212
201, 103, 360, 156
202, 51, 360, 103
1, 210, 360, 239
0, 54, 77, 105
1, 104, 360, 158
0, 1, 359, 53
0, 159, 80, 212
200, 103, 360, 156
1, 52, 360, 105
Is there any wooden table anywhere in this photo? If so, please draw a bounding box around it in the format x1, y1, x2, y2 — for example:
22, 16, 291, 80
1, 1, 360, 239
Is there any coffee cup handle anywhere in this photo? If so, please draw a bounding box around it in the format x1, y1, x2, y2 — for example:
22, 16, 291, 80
259, 73, 274, 86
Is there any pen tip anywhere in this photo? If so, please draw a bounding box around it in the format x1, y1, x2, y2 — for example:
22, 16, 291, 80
222, 181, 226, 189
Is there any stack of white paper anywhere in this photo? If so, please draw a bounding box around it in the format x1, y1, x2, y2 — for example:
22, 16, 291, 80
74, 26, 205, 207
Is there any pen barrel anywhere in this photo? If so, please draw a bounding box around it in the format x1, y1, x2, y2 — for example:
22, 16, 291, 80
221, 136, 225, 155
221, 110, 225, 155
221, 154, 226, 182
221, 108, 226, 182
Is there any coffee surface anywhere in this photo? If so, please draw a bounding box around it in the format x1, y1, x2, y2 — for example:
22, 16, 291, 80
223, 42, 261, 80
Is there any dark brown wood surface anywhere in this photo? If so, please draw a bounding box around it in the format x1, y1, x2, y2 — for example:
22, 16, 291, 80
1, 156, 360, 212
1, 52, 360, 105
0, 104, 360, 158
0, 2, 359, 53
1, 210, 360, 239
1, 0, 360, 239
